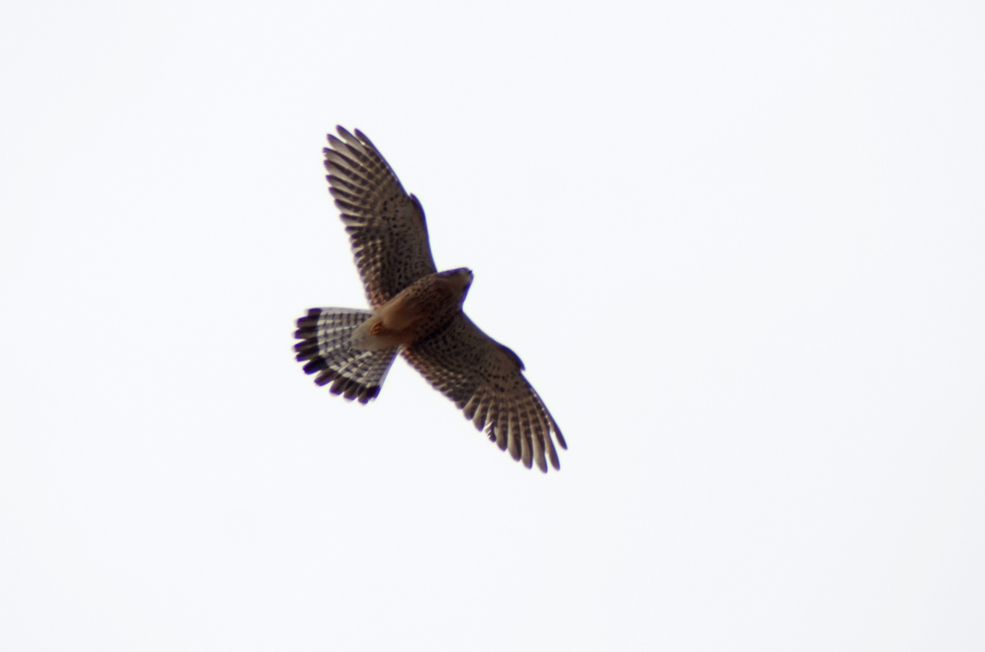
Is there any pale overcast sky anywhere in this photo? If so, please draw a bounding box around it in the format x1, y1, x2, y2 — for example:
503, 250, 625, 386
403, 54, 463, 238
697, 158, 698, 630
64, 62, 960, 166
2, 1, 983, 650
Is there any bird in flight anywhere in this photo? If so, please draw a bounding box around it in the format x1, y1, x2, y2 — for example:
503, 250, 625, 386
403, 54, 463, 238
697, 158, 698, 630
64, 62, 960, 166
294, 127, 566, 472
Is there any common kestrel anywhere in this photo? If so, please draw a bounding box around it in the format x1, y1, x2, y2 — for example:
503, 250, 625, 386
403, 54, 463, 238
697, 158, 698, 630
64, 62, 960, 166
294, 127, 566, 472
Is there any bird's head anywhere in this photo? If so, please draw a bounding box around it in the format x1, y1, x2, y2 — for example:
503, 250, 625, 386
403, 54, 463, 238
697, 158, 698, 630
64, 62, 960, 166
439, 267, 473, 305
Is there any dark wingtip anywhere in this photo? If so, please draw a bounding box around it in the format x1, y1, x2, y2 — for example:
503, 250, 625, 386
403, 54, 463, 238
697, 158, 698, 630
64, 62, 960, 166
548, 447, 561, 471
343, 383, 360, 401
296, 309, 321, 330
329, 376, 349, 396
303, 358, 329, 375
325, 135, 344, 152
353, 128, 374, 148
295, 346, 318, 362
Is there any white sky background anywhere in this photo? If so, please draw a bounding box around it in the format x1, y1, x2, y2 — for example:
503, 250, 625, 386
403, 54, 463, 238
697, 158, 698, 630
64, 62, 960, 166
1, 1, 983, 650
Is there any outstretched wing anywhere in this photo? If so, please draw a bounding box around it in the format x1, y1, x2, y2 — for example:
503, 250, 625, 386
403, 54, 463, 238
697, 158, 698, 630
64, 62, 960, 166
402, 313, 567, 472
324, 127, 437, 309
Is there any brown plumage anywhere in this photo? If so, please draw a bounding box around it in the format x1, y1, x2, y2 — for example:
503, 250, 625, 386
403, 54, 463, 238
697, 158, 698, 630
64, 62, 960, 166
295, 127, 566, 472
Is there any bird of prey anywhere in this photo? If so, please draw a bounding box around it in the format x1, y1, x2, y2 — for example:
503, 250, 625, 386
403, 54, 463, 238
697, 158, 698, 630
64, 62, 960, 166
294, 127, 566, 472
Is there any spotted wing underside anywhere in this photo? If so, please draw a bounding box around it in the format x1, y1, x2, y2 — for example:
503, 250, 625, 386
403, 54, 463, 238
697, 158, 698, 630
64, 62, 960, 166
402, 313, 566, 472
324, 127, 437, 309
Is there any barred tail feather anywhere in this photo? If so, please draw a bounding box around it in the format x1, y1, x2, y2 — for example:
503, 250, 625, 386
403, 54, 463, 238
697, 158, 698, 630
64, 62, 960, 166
294, 308, 399, 404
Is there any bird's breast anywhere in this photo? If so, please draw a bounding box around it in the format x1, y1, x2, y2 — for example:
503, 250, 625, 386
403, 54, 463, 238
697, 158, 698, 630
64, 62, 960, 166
349, 273, 464, 351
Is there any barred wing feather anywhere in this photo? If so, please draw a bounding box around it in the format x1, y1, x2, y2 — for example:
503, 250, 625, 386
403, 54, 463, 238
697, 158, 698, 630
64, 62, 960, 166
324, 127, 437, 308
402, 313, 566, 472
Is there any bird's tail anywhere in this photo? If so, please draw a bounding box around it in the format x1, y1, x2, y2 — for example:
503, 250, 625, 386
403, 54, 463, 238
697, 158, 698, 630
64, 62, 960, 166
294, 308, 400, 403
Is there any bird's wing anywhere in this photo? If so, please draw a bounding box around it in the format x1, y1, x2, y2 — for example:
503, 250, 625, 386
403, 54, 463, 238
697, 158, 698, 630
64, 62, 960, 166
402, 313, 566, 472
324, 127, 438, 308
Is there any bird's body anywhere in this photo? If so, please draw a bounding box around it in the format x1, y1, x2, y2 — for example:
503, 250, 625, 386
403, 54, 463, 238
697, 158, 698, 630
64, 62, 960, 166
295, 127, 565, 472
350, 268, 473, 351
